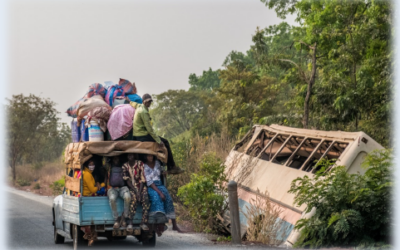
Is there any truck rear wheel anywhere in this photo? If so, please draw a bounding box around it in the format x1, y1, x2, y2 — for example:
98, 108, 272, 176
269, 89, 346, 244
54, 224, 65, 244
53, 211, 64, 244
142, 231, 156, 247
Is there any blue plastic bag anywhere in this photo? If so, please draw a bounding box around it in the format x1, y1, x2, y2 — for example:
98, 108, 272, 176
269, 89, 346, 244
80, 118, 89, 142
126, 94, 143, 104
96, 187, 106, 196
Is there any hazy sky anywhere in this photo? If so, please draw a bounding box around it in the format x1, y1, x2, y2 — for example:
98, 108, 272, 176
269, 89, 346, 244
8, 0, 295, 124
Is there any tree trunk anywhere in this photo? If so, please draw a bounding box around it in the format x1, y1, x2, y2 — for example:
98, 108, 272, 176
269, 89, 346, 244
303, 43, 317, 129
12, 163, 16, 184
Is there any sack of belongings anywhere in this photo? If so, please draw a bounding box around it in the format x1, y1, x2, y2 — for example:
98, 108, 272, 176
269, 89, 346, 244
85, 106, 112, 132
105, 79, 137, 107
66, 83, 107, 118
107, 104, 135, 140
71, 118, 81, 143
77, 95, 112, 127
105, 85, 123, 107
84, 83, 107, 99
67, 97, 86, 118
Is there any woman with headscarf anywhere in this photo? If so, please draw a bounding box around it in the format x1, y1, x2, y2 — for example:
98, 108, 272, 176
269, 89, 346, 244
81, 159, 105, 246
143, 154, 182, 236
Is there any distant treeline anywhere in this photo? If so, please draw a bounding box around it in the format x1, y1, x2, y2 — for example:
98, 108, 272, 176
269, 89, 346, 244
7, 94, 71, 182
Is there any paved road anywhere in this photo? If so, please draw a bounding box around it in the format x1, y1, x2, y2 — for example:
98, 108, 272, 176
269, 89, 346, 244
7, 188, 281, 250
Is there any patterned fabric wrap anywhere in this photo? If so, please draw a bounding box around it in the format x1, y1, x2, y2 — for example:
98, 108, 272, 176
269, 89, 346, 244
122, 161, 146, 189
86, 106, 112, 132
66, 97, 87, 118
119, 78, 137, 95
104, 85, 123, 106
122, 161, 150, 223
84, 83, 106, 98
147, 180, 175, 219
107, 104, 135, 140
128, 185, 150, 222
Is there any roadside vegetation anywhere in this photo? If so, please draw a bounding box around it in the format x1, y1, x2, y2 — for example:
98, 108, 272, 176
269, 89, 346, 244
6, 0, 392, 247
289, 149, 392, 248
9, 159, 65, 196
151, 0, 392, 246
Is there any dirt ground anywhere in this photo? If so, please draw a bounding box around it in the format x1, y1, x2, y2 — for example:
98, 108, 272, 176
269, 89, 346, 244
10, 182, 55, 196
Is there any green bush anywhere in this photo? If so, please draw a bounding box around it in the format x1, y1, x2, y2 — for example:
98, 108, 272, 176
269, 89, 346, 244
50, 176, 65, 196
177, 152, 227, 232
32, 162, 44, 170
33, 183, 41, 189
17, 179, 31, 187
289, 149, 392, 248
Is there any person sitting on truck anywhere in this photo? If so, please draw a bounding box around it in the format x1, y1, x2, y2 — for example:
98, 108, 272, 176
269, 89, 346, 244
82, 159, 105, 197
105, 156, 132, 229
127, 93, 183, 175
143, 154, 183, 236
81, 159, 106, 246
122, 153, 150, 232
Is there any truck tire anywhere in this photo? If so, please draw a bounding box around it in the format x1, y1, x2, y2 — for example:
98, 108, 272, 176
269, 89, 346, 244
73, 224, 78, 250
107, 236, 127, 241
142, 231, 156, 247
53, 210, 64, 244
54, 225, 65, 244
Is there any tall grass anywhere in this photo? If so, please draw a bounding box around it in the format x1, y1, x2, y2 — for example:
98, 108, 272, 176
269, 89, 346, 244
10, 160, 64, 188
243, 189, 289, 245
168, 132, 235, 202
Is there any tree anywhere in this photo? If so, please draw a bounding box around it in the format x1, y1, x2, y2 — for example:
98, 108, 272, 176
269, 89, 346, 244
218, 53, 278, 135
189, 68, 221, 91
260, 0, 392, 146
151, 90, 207, 138
7, 94, 71, 183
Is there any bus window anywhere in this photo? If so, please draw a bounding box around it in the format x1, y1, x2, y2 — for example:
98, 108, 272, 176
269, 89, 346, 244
269, 136, 305, 165
246, 130, 277, 157
234, 127, 256, 153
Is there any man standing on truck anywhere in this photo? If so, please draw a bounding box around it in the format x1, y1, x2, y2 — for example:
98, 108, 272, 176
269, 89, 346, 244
127, 94, 183, 174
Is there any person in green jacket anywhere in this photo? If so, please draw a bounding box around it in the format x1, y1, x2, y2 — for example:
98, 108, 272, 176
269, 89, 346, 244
127, 93, 183, 174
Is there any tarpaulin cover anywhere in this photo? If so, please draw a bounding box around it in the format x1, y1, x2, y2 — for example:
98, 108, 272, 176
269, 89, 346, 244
85, 106, 112, 132
64, 141, 167, 169
66, 97, 86, 118
119, 78, 137, 95
107, 104, 135, 140
77, 95, 112, 126
84, 83, 106, 98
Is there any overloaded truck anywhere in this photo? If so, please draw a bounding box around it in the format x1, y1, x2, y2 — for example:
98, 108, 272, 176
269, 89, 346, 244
52, 141, 169, 249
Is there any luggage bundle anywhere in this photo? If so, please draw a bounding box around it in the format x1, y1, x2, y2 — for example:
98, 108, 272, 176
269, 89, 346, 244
66, 78, 143, 143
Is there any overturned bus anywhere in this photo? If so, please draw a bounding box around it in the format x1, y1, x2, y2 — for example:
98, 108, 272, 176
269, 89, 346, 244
224, 124, 384, 246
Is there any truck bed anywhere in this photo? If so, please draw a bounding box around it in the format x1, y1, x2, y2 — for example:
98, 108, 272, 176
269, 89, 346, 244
62, 195, 144, 226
